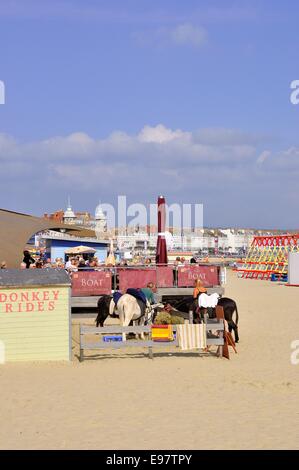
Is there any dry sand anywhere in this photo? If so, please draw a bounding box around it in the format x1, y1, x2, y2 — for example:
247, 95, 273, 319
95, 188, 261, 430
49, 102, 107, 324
1, 271, 299, 450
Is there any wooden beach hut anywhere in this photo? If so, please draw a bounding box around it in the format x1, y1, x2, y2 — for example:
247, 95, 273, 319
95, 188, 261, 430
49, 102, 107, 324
0, 269, 71, 362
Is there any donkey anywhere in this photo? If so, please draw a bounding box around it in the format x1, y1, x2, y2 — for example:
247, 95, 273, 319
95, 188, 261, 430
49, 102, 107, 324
95, 294, 160, 340
217, 297, 239, 343
169, 295, 239, 343
95, 295, 116, 327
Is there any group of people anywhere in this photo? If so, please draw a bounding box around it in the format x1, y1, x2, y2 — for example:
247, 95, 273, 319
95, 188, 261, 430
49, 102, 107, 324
18, 251, 121, 272
19, 250, 65, 270
0, 251, 205, 272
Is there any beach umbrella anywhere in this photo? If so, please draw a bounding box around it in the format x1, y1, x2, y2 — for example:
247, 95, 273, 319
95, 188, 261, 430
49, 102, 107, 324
156, 195, 168, 265
105, 238, 116, 266
65, 245, 96, 255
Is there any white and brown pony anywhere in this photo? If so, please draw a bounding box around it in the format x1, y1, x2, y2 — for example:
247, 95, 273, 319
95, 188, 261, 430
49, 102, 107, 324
96, 294, 162, 340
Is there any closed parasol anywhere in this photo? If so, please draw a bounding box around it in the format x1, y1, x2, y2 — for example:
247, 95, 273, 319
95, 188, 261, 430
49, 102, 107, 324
156, 195, 168, 265
105, 238, 116, 266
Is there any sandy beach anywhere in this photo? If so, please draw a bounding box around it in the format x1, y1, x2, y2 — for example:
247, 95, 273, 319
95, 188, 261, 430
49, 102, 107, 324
0, 270, 298, 450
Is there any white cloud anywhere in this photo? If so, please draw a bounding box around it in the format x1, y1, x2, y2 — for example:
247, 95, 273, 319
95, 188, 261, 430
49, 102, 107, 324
193, 128, 264, 146
257, 150, 271, 165
1, 124, 294, 222
133, 23, 207, 49
170, 23, 207, 47
0, 124, 262, 201
0, 125, 264, 171
138, 124, 189, 143
254, 147, 299, 174
0, 134, 19, 157
1, 124, 298, 228
272, 147, 299, 171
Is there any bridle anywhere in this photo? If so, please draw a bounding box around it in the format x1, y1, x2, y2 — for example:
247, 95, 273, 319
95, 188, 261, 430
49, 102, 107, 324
135, 302, 163, 325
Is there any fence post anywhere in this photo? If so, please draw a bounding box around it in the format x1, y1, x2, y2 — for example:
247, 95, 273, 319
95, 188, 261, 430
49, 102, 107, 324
148, 346, 154, 359
79, 324, 84, 362
174, 265, 178, 287
189, 310, 193, 324
113, 267, 117, 291
218, 328, 224, 358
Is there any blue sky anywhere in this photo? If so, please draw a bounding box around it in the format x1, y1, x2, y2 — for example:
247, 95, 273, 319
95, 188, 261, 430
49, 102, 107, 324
1, 0, 299, 228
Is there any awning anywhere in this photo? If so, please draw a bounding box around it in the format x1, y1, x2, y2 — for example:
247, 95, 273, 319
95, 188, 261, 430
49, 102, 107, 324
65, 245, 97, 255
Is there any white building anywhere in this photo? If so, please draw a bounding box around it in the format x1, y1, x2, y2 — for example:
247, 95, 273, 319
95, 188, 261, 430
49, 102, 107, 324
63, 199, 77, 225
60, 198, 254, 255
95, 202, 107, 237
116, 228, 254, 254
219, 229, 254, 253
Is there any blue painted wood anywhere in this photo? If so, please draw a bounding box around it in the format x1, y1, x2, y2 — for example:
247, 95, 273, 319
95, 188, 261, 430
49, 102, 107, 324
0, 268, 71, 287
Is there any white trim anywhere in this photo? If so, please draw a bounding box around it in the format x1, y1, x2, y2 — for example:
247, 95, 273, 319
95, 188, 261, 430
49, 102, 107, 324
40, 231, 109, 245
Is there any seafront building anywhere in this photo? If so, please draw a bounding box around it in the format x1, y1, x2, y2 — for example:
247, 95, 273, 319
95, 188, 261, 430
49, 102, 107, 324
42, 201, 272, 257
0, 204, 283, 267
38, 230, 109, 262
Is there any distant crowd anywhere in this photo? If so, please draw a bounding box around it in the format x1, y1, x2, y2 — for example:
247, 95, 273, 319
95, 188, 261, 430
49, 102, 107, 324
0, 250, 207, 272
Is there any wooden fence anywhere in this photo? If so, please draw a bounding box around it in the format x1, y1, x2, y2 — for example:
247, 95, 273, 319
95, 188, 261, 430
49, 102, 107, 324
72, 264, 221, 296
79, 319, 224, 361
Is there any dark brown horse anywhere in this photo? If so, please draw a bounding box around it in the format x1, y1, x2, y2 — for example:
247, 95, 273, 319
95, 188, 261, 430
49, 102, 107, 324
169, 295, 239, 343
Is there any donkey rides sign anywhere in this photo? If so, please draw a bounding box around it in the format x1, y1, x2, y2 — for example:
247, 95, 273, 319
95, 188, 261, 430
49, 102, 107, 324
0, 269, 71, 363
